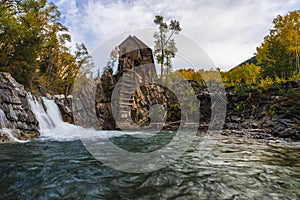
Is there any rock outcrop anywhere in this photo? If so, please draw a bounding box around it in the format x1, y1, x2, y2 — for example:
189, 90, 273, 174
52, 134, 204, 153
71, 78, 103, 129
0, 72, 39, 141
95, 73, 116, 130
53, 94, 74, 124
130, 83, 178, 127
224, 81, 300, 140
95, 71, 182, 130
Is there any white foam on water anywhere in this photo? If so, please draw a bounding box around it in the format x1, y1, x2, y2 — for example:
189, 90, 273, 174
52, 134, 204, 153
1, 128, 29, 143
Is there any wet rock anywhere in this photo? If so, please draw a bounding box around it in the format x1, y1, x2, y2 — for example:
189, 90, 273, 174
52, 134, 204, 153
0, 72, 40, 142
277, 128, 293, 138
251, 123, 259, 129
18, 130, 40, 140
0, 131, 9, 143
8, 104, 18, 121
241, 121, 249, 129
54, 95, 74, 124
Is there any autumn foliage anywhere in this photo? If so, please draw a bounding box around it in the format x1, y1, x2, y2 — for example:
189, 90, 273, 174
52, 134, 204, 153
0, 0, 93, 95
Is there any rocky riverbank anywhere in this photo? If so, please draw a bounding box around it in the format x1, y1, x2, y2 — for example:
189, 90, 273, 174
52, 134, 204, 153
224, 81, 300, 140
0, 71, 299, 142
91, 74, 300, 140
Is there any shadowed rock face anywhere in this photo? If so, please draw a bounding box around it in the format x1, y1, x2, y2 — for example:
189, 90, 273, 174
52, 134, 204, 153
0, 72, 39, 141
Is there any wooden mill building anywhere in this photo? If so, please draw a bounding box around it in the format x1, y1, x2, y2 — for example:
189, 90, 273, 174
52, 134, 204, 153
115, 35, 158, 122
117, 35, 157, 82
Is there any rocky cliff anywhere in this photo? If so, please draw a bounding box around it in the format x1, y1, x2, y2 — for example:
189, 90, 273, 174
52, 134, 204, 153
0, 72, 39, 142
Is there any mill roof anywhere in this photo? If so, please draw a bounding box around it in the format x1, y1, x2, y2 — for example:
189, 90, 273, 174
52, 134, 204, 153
118, 35, 150, 49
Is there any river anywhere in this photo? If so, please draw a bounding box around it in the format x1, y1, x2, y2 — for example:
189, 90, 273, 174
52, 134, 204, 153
0, 99, 299, 199
0, 133, 299, 199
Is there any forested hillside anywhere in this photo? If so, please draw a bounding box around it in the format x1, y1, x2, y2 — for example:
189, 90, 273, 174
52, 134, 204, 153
0, 0, 93, 95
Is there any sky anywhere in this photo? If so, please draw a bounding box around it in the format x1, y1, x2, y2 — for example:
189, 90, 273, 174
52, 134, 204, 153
53, 0, 300, 71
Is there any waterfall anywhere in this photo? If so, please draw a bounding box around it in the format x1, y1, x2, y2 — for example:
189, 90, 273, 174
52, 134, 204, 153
27, 94, 55, 130
27, 95, 80, 141
0, 109, 7, 129
1, 93, 135, 143
39, 99, 123, 140
2, 95, 150, 143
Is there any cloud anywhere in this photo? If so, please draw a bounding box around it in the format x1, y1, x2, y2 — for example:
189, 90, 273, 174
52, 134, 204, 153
53, 0, 300, 70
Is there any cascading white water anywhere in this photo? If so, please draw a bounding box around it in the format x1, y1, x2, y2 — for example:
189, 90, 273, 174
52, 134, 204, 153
41, 99, 125, 139
41, 98, 81, 141
0, 109, 6, 128
27, 94, 80, 141
27, 95, 127, 142
27, 94, 55, 130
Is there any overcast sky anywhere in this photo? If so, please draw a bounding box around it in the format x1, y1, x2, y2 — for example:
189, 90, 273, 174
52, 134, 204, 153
53, 0, 300, 71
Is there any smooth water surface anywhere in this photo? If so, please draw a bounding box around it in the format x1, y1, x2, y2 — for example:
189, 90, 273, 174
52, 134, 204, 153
0, 133, 299, 200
